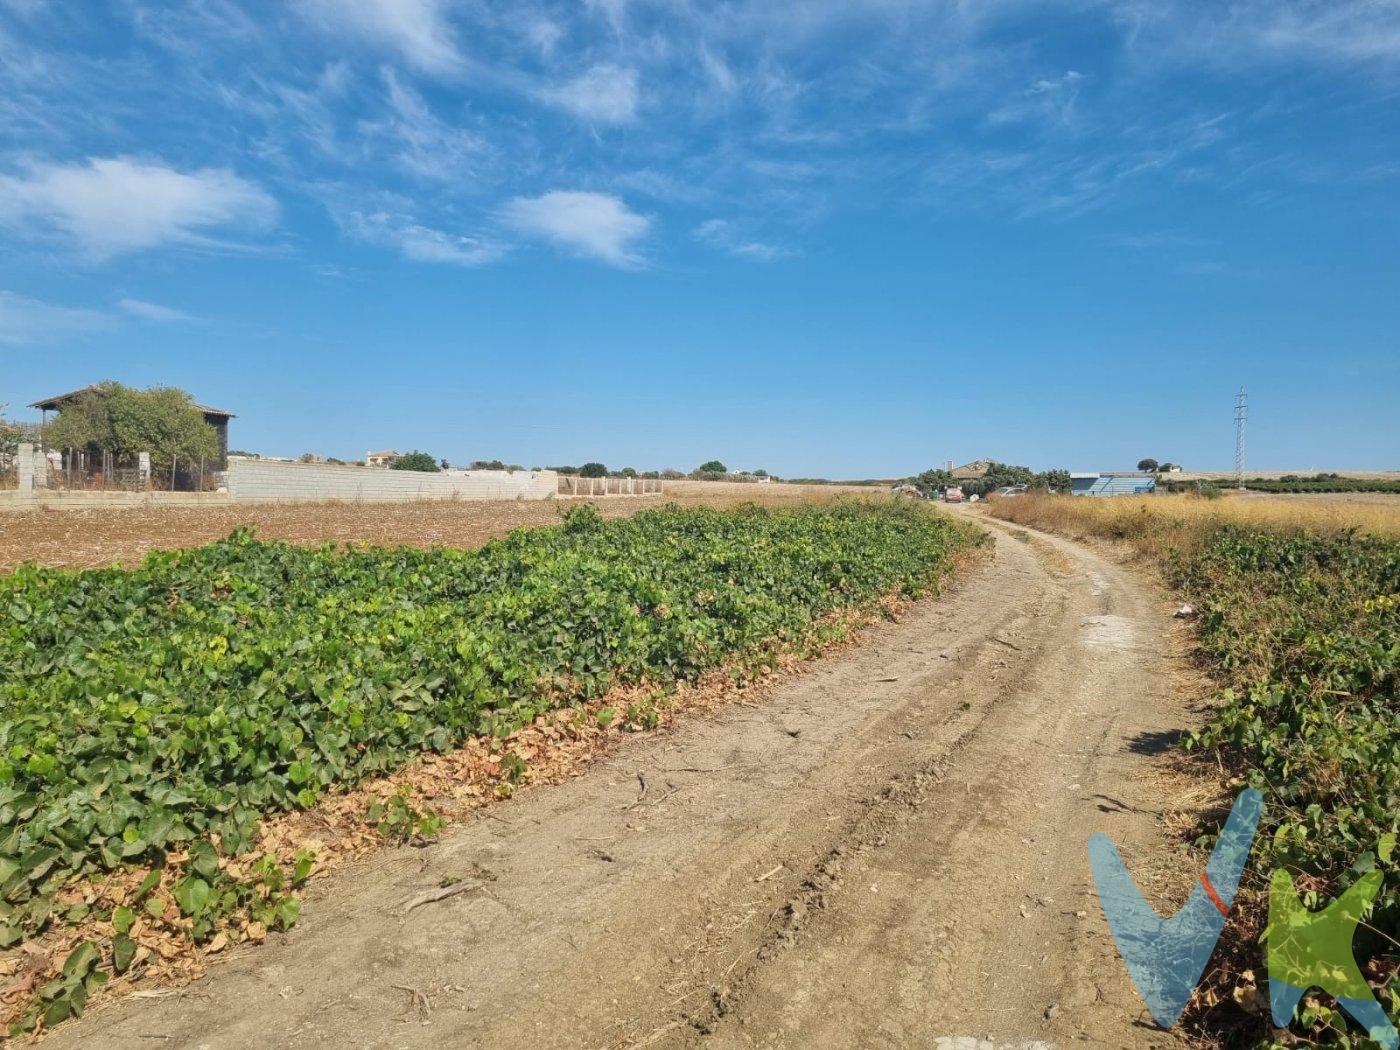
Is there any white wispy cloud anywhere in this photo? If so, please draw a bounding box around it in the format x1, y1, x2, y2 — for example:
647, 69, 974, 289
501, 190, 650, 267
0, 157, 277, 260
347, 210, 504, 265
923, 111, 1232, 217
362, 69, 490, 181
693, 219, 790, 261
3, 0, 1397, 282
585, 0, 631, 34
523, 17, 563, 56
1106, 231, 1212, 250
118, 298, 193, 322
1108, 0, 1400, 69
539, 64, 640, 124
297, 0, 462, 75
0, 290, 113, 344
988, 71, 1085, 127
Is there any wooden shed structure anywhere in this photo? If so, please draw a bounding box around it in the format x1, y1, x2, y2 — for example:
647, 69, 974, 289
29, 385, 235, 470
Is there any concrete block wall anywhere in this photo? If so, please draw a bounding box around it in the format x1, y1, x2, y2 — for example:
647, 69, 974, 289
0, 490, 232, 511
227, 459, 559, 503
16, 443, 33, 497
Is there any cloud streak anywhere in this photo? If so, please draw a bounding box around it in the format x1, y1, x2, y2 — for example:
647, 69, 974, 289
0, 290, 113, 345
346, 210, 505, 265
693, 219, 790, 261
297, 0, 463, 74
539, 64, 640, 124
502, 190, 650, 267
118, 298, 193, 322
0, 157, 277, 260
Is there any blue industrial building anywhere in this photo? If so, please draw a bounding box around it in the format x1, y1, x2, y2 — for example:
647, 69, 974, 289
1070, 472, 1157, 496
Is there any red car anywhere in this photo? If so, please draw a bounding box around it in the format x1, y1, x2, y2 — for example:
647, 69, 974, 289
943, 486, 965, 503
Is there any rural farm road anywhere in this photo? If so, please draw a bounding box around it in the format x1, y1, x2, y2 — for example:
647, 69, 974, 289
56, 513, 1202, 1050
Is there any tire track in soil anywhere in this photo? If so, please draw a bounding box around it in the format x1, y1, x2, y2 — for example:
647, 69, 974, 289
49, 514, 1199, 1050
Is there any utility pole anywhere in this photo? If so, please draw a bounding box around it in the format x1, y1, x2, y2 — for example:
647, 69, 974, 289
1234, 387, 1247, 489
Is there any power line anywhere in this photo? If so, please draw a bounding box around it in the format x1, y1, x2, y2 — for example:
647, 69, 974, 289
1234, 387, 1247, 489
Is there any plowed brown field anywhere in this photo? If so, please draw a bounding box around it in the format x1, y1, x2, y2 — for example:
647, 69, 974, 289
0, 481, 879, 573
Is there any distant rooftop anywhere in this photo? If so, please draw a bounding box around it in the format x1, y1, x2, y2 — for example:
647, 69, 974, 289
951, 458, 992, 479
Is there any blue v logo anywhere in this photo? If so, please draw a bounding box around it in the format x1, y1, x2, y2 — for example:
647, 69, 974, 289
1087, 789, 1263, 1028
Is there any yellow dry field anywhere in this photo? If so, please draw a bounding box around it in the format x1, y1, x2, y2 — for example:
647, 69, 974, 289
983, 490, 1400, 560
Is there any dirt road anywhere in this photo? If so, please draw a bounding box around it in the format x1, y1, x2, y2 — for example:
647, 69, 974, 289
53, 515, 1202, 1049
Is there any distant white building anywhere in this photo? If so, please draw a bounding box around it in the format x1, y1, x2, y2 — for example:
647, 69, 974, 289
366, 450, 401, 468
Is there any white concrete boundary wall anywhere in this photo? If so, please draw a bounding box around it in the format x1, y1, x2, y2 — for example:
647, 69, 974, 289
228, 459, 558, 502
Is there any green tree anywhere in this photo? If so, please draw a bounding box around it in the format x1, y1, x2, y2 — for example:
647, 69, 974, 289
1, 404, 36, 463
956, 461, 1036, 496
41, 388, 111, 454
44, 383, 217, 468
110, 386, 219, 466
910, 468, 953, 498
1034, 468, 1071, 492
579, 462, 608, 478
697, 460, 727, 474
1137, 458, 1159, 472
391, 451, 440, 472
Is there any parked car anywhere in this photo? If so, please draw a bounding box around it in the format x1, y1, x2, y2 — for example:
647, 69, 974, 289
995, 485, 1029, 497
943, 486, 965, 503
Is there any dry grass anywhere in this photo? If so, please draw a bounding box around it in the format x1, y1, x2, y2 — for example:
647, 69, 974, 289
984, 491, 1400, 561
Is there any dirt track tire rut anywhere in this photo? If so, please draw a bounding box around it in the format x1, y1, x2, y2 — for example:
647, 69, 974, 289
53, 513, 1199, 1050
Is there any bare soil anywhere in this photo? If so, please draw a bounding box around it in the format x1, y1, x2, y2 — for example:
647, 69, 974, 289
49, 513, 1209, 1050
0, 482, 874, 574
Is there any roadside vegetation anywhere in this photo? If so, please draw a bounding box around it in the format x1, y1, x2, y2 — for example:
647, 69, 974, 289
1165, 474, 1400, 496
987, 494, 1399, 1048
0, 500, 980, 1034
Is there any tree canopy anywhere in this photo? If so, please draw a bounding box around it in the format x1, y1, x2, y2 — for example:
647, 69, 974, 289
1, 404, 37, 461
43, 383, 218, 466
696, 460, 727, 474
910, 468, 953, 498
1137, 458, 1159, 472
579, 462, 608, 478
907, 461, 1069, 497
391, 451, 440, 472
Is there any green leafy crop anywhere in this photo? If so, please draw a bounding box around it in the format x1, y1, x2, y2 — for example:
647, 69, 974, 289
0, 501, 978, 972
1175, 526, 1399, 1046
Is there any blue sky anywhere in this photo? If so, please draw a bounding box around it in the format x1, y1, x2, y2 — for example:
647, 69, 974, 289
1, 0, 1397, 476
